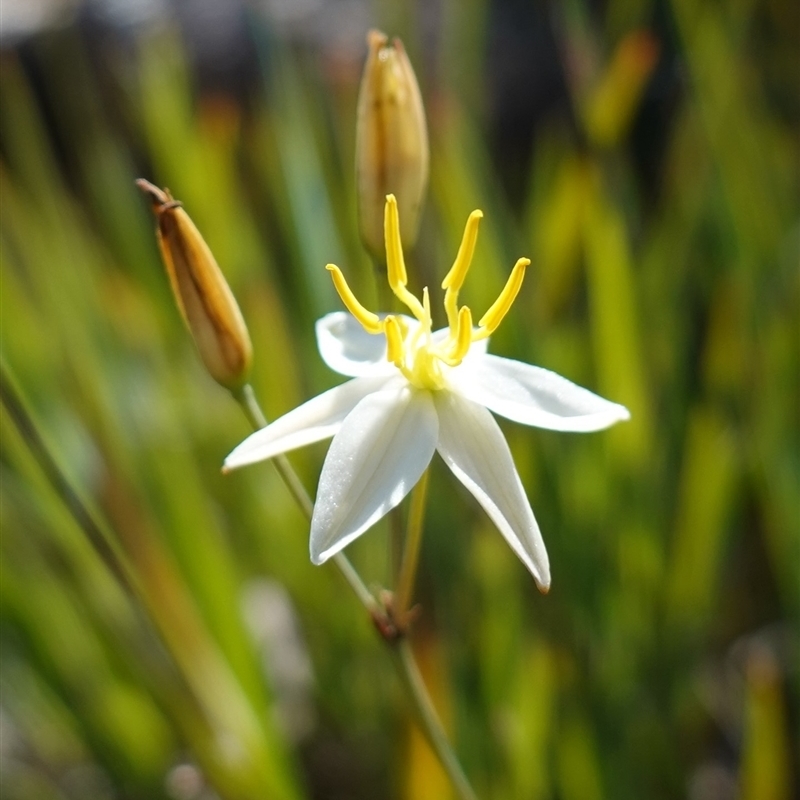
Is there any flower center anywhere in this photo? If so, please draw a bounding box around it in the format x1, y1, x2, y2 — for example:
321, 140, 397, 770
326, 195, 529, 390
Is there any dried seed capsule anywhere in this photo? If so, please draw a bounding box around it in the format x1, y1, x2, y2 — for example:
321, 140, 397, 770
356, 30, 429, 262
137, 179, 252, 390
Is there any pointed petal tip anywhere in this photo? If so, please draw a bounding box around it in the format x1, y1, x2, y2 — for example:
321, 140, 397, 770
222, 453, 246, 473
531, 561, 551, 593
599, 403, 632, 430
606, 404, 631, 426
222, 449, 265, 473
310, 538, 345, 566
221, 453, 243, 473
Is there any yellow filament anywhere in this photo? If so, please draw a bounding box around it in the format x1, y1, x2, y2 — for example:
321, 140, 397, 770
476, 257, 529, 337
326, 264, 383, 334
384, 315, 404, 366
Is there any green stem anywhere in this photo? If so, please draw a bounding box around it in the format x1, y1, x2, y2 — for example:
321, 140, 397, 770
390, 505, 404, 584
233, 383, 478, 799
394, 468, 429, 620
393, 639, 478, 800
235, 384, 313, 519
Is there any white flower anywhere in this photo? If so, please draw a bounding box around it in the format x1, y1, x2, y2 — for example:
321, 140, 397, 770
225, 196, 629, 592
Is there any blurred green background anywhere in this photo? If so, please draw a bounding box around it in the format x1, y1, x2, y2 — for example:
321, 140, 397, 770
1, 1, 798, 798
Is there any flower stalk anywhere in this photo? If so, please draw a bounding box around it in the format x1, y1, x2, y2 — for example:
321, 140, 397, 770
392, 639, 478, 800
394, 467, 429, 626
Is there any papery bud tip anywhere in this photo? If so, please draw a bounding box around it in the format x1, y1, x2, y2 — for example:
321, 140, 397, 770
367, 29, 388, 48
136, 178, 169, 207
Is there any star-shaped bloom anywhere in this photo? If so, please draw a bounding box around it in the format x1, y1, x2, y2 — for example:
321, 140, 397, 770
225, 196, 629, 591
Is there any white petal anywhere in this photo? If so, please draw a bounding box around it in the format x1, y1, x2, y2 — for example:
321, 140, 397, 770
310, 386, 438, 564
315, 312, 396, 377
449, 354, 630, 432
434, 391, 550, 591
224, 376, 394, 470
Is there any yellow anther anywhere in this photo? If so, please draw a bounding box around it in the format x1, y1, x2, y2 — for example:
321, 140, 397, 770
326, 264, 383, 334
438, 306, 473, 366
453, 305, 473, 361
384, 315, 405, 366
442, 210, 483, 291
383, 194, 426, 321
384, 195, 407, 289
477, 257, 529, 337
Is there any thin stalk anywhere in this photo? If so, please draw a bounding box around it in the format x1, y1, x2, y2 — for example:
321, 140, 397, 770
233, 383, 478, 799
233, 384, 377, 613
1, 363, 134, 593
394, 468, 429, 620
390, 505, 404, 583
393, 639, 478, 800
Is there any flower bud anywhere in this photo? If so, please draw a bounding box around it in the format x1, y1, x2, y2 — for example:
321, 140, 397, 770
137, 179, 252, 390
356, 30, 429, 262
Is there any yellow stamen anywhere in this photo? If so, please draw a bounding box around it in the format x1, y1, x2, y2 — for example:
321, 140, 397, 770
384, 194, 426, 320
476, 257, 529, 338
384, 315, 405, 366
439, 306, 473, 366
453, 306, 473, 361
384, 194, 408, 289
327, 199, 530, 390
442, 210, 482, 287
326, 264, 383, 334
442, 209, 482, 333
